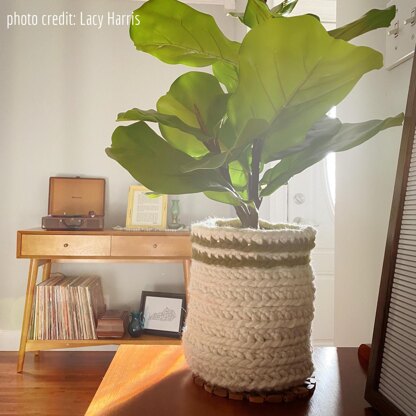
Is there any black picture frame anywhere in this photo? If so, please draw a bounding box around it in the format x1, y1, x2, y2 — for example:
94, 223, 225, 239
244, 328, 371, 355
139, 291, 186, 338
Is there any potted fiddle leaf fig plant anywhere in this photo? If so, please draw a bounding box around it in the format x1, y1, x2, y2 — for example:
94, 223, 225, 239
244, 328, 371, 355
106, 0, 403, 397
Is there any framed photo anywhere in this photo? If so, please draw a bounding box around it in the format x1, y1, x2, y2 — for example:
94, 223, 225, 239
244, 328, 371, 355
126, 185, 167, 229
139, 291, 186, 338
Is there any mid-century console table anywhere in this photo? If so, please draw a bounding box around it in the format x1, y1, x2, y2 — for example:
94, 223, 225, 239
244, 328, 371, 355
86, 345, 377, 416
16, 229, 192, 373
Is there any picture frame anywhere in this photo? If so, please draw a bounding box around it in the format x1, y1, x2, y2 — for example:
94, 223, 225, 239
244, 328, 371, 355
365, 47, 416, 416
125, 185, 167, 229
139, 291, 186, 338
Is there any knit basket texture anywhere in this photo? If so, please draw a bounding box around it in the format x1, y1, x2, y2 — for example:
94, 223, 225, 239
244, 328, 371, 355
182, 218, 316, 392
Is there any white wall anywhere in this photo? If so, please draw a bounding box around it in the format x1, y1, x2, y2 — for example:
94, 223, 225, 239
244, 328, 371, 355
2, 0, 411, 350
0, 0, 242, 348
335, 0, 412, 345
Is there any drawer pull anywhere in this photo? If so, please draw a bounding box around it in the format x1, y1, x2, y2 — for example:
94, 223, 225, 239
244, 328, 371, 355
63, 243, 69, 248
153, 244, 158, 248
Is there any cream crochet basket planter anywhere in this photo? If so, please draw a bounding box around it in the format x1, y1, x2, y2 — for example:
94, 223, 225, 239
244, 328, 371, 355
182, 218, 316, 393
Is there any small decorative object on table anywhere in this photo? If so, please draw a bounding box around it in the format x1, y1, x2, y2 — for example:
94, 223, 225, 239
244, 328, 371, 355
96, 310, 129, 339
168, 199, 184, 229
139, 291, 186, 339
126, 185, 167, 229
127, 311, 144, 338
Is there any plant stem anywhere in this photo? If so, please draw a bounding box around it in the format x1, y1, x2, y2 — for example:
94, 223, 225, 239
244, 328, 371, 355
237, 139, 262, 228
235, 205, 251, 226
216, 163, 256, 227
249, 139, 263, 210
199, 122, 261, 228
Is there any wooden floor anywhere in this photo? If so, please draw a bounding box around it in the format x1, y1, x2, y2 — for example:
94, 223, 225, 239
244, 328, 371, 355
0, 351, 115, 416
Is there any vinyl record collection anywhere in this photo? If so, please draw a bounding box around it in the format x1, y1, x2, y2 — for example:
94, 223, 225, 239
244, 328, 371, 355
29, 275, 106, 340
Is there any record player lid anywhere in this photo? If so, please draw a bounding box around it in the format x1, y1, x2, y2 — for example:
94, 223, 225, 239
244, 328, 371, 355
48, 177, 105, 217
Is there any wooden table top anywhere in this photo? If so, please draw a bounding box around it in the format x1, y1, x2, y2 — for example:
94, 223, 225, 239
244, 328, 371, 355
86, 345, 378, 416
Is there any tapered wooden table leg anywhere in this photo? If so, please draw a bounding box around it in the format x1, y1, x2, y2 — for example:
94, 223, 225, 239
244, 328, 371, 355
41, 261, 51, 282
17, 259, 40, 372
34, 261, 52, 357
182, 259, 191, 306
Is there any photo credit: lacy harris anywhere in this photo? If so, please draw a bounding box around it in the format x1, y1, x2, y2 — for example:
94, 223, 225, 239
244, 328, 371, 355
6, 11, 140, 30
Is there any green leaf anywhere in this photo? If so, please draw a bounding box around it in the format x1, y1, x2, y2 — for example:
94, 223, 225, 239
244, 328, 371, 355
307, 14, 321, 22
218, 119, 238, 150
271, 0, 298, 16
117, 108, 209, 141
260, 114, 404, 196
180, 143, 247, 173
227, 16, 383, 161
269, 116, 342, 160
212, 62, 239, 93
106, 121, 230, 195
145, 192, 162, 198
157, 71, 228, 157
130, 0, 240, 67
329, 6, 396, 41
229, 12, 244, 19
242, 0, 273, 28
231, 1, 299, 25
204, 190, 244, 206
229, 160, 249, 192
180, 152, 229, 173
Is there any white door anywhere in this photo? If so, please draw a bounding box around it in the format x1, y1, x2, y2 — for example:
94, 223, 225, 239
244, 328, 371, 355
261, 156, 335, 346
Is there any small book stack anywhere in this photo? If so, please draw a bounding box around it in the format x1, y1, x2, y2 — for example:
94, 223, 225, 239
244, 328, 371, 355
29, 275, 106, 340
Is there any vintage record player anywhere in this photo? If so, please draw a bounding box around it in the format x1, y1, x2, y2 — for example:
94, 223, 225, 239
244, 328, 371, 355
41, 177, 105, 230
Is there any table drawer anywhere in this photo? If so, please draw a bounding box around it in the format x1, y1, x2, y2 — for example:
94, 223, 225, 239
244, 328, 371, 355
20, 235, 111, 257
111, 236, 191, 258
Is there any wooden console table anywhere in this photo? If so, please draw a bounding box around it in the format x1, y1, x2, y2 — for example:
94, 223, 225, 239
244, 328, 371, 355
16, 229, 192, 373
86, 346, 377, 416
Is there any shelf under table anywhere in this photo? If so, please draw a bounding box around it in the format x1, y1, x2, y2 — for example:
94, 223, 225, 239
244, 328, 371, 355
26, 335, 181, 351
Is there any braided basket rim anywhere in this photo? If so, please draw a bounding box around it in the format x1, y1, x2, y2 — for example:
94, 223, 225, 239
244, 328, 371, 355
191, 218, 316, 243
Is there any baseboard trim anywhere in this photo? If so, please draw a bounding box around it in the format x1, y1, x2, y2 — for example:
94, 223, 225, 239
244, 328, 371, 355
312, 339, 335, 347
0, 330, 20, 351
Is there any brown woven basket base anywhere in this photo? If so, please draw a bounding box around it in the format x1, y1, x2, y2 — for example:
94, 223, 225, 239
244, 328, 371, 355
192, 374, 316, 403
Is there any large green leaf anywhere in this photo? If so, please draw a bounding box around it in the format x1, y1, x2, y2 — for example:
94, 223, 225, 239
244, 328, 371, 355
260, 114, 404, 196
106, 121, 230, 195
329, 6, 396, 41
117, 108, 209, 141
130, 0, 240, 67
157, 71, 228, 157
227, 16, 383, 162
269, 116, 342, 160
